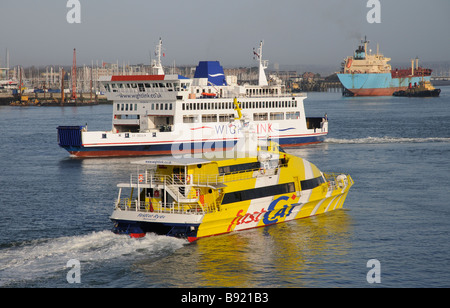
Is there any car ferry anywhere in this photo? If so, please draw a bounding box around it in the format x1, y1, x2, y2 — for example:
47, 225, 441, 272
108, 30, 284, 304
110, 139, 353, 242
57, 41, 328, 157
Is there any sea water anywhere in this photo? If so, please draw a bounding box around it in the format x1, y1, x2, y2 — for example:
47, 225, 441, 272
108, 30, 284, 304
1, 87, 449, 288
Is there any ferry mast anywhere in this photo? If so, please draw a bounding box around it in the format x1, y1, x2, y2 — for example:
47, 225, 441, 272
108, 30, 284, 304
253, 41, 268, 86
152, 38, 164, 75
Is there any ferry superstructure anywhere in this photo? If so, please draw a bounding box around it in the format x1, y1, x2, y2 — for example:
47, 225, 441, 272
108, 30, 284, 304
57, 41, 328, 157
337, 37, 432, 96
110, 140, 354, 241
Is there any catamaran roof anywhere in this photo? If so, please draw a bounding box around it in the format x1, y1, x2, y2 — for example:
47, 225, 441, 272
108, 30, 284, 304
132, 156, 211, 166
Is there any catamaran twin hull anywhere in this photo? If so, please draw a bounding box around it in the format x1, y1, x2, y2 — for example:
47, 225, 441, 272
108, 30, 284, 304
109, 145, 353, 242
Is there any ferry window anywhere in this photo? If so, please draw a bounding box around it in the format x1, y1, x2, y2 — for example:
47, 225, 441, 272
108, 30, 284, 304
138, 84, 145, 92
270, 112, 284, 120
111, 83, 116, 89
182, 103, 185, 111
131, 83, 137, 89
151, 103, 154, 110
202, 114, 217, 123
145, 83, 151, 88
301, 176, 325, 191
219, 114, 233, 122
130, 104, 133, 111
222, 182, 295, 205
165, 104, 168, 110
160, 104, 163, 110
169, 103, 172, 110
159, 83, 165, 88
183, 115, 196, 123
116, 104, 120, 111
125, 104, 129, 111
135, 104, 138, 110
121, 104, 124, 111
286, 112, 300, 119
118, 83, 124, 88
254, 113, 268, 121
156, 104, 159, 110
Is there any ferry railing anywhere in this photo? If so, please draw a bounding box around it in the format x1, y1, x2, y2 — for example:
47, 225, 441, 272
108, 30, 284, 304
115, 199, 210, 215
132, 167, 283, 189
323, 173, 353, 192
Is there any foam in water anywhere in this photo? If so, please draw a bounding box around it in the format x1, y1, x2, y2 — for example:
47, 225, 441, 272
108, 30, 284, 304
0, 231, 186, 287
325, 136, 450, 144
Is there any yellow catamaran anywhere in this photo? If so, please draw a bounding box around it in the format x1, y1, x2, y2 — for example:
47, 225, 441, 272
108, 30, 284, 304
110, 134, 354, 242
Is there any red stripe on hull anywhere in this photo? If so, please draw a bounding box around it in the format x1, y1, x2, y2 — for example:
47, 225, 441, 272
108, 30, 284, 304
350, 87, 407, 96
69, 147, 232, 158
68, 140, 323, 158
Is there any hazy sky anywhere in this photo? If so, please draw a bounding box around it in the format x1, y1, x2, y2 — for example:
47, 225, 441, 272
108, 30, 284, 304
1, 0, 449, 68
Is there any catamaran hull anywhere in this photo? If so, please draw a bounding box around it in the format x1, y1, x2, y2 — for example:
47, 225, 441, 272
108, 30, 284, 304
110, 185, 352, 242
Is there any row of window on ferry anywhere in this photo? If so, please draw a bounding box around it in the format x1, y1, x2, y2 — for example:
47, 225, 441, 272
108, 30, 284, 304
182, 100, 297, 111
116, 103, 174, 112
105, 82, 190, 92
183, 111, 300, 123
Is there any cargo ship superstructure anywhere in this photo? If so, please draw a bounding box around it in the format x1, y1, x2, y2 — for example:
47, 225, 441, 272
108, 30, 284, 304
337, 38, 432, 96
57, 41, 328, 157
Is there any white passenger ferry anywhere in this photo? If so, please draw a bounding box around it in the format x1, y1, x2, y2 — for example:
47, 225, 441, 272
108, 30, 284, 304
57, 41, 328, 157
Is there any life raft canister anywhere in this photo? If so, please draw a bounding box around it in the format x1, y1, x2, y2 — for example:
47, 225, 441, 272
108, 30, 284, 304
346, 59, 353, 69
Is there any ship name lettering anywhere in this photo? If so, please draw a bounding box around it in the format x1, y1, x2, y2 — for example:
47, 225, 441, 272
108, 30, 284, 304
227, 208, 267, 232
262, 196, 296, 225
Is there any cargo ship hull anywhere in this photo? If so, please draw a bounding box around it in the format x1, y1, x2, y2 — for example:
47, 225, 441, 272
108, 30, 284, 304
337, 73, 431, 96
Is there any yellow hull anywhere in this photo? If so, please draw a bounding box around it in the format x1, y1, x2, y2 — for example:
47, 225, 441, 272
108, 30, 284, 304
197, 176, 353, 239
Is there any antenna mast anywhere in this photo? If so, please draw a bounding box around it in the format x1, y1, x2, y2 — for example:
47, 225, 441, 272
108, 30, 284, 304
253, 41, 268, 86
72, 48, 77, 100
151, 38, 164, 75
